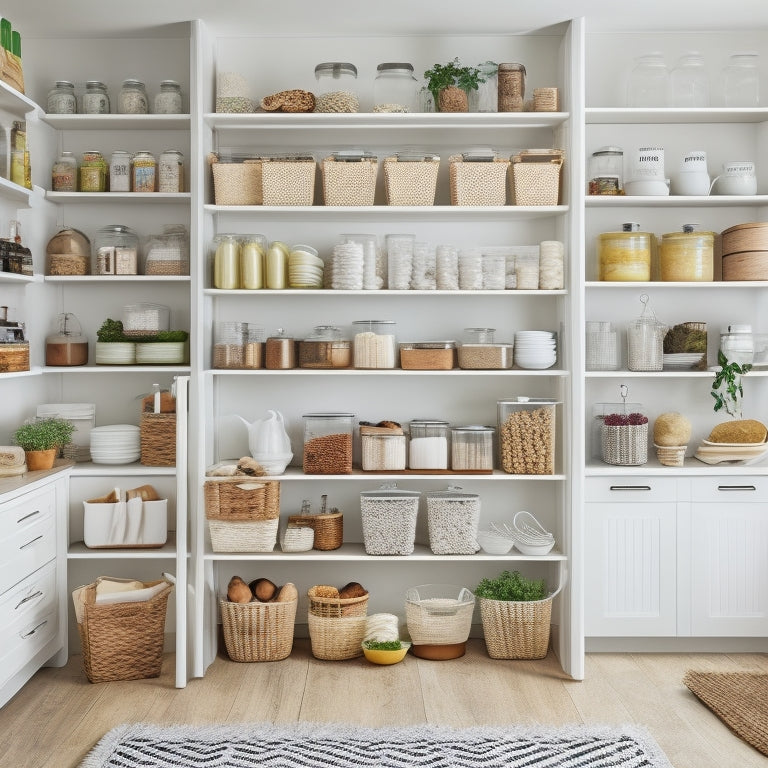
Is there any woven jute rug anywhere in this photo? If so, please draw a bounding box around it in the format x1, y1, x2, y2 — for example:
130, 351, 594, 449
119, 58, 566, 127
684, 670, 768, 756
79, 721, 674, 768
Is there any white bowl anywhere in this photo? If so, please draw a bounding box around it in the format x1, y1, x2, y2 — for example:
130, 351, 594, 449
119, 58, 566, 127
624, 179, 670, 196
514, 540, 555, 556
476, 530, 514, 555
251, 453, 292, 475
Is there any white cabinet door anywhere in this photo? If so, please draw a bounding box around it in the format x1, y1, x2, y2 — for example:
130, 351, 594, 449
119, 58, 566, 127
690, 480, 768, 637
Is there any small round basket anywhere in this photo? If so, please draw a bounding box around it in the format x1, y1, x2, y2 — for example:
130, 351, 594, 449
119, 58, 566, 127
654, 443, 687, 467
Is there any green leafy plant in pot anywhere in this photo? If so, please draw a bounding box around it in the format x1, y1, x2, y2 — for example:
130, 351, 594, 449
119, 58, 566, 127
711, 349, 752, 419
424, 58, 483, 112
13, 416, 76, 470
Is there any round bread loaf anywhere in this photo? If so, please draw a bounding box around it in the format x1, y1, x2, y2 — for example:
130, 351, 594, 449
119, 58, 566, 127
227, 575, 252, 603
707, 419, 767, 444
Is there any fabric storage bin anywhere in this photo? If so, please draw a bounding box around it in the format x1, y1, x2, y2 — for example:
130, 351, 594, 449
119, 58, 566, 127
75, 578, 173, 683
219, 597, 297, 662
511, 149, 564, 206
83, 498, 167, 548
425, 489, 481, 555
405, 584, 475, 658
209, 153, 262, 206
261, 154, 316, 206
308, 613, 367, 660
140, 412, 176, 466
360, 486, 420, 555
204, 478, 281, 552
322, 152, 378, 206
383, 153, 440, 206
448, 152, 510, 206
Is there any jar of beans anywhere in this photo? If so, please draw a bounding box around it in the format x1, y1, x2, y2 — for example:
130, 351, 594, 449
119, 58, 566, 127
265, 329, 297, 369
299, 325, 351, 369
158, 149, 183, 192
51, 151, 77, 191
497, 397, 558, 474
47, 80, 76, 114
302, 412, 355, 474
314, 62, 359, 113
118, 79, 148, 114
83, 80, 110, 114
131, 150, 156, 192
213, 321, 246, 369
154, 80, 183, 114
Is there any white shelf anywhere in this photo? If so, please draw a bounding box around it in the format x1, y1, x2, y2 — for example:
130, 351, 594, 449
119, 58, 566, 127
68, 533, 182, 560
69, 462, 177, 477
0, 271, 38, 284
0, 176, 35, 204
205, 288, 566, 297
41, 114, 191, 130
0, 367, 41, 379
0, 80, 40, 118
45, 275, 190, 283
585, 194, 768, 208
586, 458, 768, 475
586, 281, 768, 289
44, 365, 191, 373
46, 191, 191, 204
586, 107, 768, 124
209, 368, 568, 377
207, 467, 567, 481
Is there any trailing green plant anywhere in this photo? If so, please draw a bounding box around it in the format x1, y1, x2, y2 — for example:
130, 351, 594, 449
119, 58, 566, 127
711, 349, 752, 418
362, 640, 406, 651
13, 416, 75, 452
474, 570, 547, 602
96, 318, 189, 344
424, 57, 483, 100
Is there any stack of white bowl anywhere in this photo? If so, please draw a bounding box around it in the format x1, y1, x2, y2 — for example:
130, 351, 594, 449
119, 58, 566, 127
90, 424, 141, 464
495, 511, 555, 556
514, 330, 557, 369
288, 245, 324, 289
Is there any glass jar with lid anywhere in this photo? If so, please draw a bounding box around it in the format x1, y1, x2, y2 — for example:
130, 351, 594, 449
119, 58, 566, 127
451, 425, 495, 470
722, 52, 760, 107
476, 61, 499, 112
79, 150, 107, 192
373, 62, 418, 113
352, 319, 397, 368
118, 79, 148, 114
154, 79, 183, 113
314, 62, 359, 112
588, 146, 624, 195
109, 150, 131, 192
144, 225, 190, 276
360, 429, 407, 471
51, 151, 77, 191
213, 233, 240, 289
131, 150, 156, 192
265, 329, 297, 369
408, 419, 450, 470
239, 234, 267, 289
302, 412, 354, 474
497, 62, 526, 112
659, 225, 714, 282
497, 397, 558, 474
158, 149, 183, 192
720, 323, 754, 365
598, 222, 654, 281
213, 321, 245, 369
94, 224, 139, 275
670, 52, 710, 107
45, 312, 88, 366
83, 80, 110, 114
299, 325, 352, 369
47, 80, 76, 114
627, 52, 669, 107
46, 227, 91, 276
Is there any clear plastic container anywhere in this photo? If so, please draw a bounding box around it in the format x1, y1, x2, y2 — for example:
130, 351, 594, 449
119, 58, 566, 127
213, 321, 245, 369
158, 149, 183, 192
399, 341, 456, 370
79, 150, 107, 192
373, 62, 419, 113
408, 419, 450, 470
46, 227, 91, 276
585, 321, 620, 371
299, 325, 351, 369
497, 397, 558, 474
109, 150, 131, 192
464, 328, 496, 343
497, 62, 526, 112
457, 343, 514, 370
264, 329, 297, 369
720, 323, 754, 365
121, 302, 170, 337
722, 53, 760, 107
353, 319, 397, 368
386, 234, 415, 290
476, 61, 498, 112
314, 62, 359, 113
670, 52, 710, 107
243, 324, 265, 369
598, 223, 654, 281
360, 433, 407, 471
154, 80, 183, 113
94, 224, 139, 275
144, 225, 189, 276
588, 146, 624, 195
131, 150, 156, 192
450, 426, 495, 470
302, 412, 355, 474
627, 52, 669, 107
51, 151, 77, 191
659, 225, 715, 282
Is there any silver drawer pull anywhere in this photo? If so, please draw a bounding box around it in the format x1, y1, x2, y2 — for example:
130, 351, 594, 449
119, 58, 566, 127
15, 590, 44, 610
19, 535, 44, 550
21, 620, 48, 639
717, 485, 757, 492
17, 509, 42, 524
609, 485, 652, 491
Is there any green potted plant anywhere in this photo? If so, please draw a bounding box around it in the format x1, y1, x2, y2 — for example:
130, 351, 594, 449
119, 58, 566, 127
361, 639, 411, 665
711, 349, 752, 419
13, 416, 76, 470
95, 319, 189, 365
424, 58, 484, 112
474, 570, 559, 660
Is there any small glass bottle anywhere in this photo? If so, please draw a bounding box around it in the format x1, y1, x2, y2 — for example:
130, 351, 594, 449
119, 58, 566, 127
79, 150, 107, 192
722, 52, 760, 107
158, 149, 183, 192
670, 52, 710, 107
154, 79, 183, 113
47, 80, 76, 114
213, 234, 240, 289
118, 78, 148, 114
373, 63, 419, 113
131, 150, 156, 192
51, 151, 77, 191
82, 80, 110, 114
497, 62, 526, 112
109, 150, 131, 192
627, 52, 669, 107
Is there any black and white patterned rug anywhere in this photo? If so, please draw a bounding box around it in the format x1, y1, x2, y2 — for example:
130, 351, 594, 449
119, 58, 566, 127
80, 722, 673, 767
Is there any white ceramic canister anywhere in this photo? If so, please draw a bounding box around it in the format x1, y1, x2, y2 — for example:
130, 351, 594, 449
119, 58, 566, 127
674, 150, 710, 196
711, 161, 757, 195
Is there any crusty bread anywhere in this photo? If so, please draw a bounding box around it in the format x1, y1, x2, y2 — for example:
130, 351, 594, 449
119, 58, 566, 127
236, 456, 267, 477
312, 585, 340, 599
249, 577, 278, 602
275, 582, 298, 603
339, 581, 368, 599
260, 89, 315, 113
227, 576, 252, 603
707, 419, 767, 444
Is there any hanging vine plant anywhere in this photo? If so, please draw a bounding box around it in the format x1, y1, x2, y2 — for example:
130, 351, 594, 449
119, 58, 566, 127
711, 349, 752, 418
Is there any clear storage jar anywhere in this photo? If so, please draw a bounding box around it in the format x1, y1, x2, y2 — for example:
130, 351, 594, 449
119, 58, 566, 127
314, 62, 359, 112
45, 312, 88, 366
408, 419, 450, 470
299, 325, 351, 369
83, 80, 109, 114
158, 149, 183, 192
722, 53, 760, 107
154, 80, 183, 113
670, 52, 710, 107
243, 324, 266, 369
265, 330, 297, 369
144, 225, 189, 276
598, 223, 653, 281
588, 146, 624, 195
47, 80, 76, 114
627, 52, 669, 107
457, 342, 514, 370
627, 317, 666, 371
352, 319, 397, 368
451, 426, 495, 470
373, 62, 418, 113
51, 151, 77, 191
94, 224, 139, 275
302, 412, 355, 474
476, 61, 498, 112
585, 321, 620, 371
360, 433, 407, 471
497, 397, 558, 474
399, 341, 456, 370
131, 150, 156, 192
118, 78, 148, 114
121, 302, 170, 337
213, 233, 240, 289
659, 226, 714, 282
497, 62, 526, 112
79, 150, 107, 192
213, 321, 245, 369
239, 234, 267, 289
720, 323, 754, 365
109, 150, 131, 192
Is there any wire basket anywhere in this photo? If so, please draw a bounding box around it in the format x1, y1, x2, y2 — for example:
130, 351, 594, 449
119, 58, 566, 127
383, 156, 439, 205
322, 155, 378, 206
219, 597, 297, 662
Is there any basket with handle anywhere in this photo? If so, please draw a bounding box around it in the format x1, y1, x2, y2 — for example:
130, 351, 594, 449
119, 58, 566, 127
307, 585, 369, 618
405, 584, 475, 645
219, 596, 297, 662
308, 613, 367, 660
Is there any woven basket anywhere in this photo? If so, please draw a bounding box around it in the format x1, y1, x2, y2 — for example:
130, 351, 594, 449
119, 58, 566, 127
314, 512, 344, 550
211, 159, 262, 205
220, 597, 297, 662
533, 87, 559, 112
654, 443, 687, 467
140, 412, 176, 466
405, 587, 475, 646
478, 595, 552, 659
448, 155, 510, 206
601, 423, 648, 466
280, 524, 315, 552
511, 158, 563, 206
261, 158, 316, 206
78, 579, 173, 683
208, 518, 278, 552
383, 156, 439, 206
204, 478, 281, 521
308, 613, 367, 660
307, 586, 369, 618
322, 156, 378, 206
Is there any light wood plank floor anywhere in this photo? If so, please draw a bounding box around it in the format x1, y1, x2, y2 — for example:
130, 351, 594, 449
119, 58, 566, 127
1, 641, 767, 767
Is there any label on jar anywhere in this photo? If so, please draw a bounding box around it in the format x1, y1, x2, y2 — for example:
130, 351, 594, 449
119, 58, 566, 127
132, 157, 156, 192
110, 156, 131, 192
83, 93, 109, 114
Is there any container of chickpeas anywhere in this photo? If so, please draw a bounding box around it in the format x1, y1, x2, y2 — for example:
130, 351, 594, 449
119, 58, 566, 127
425, 487, 481, 555
497, 397, 558, 475
302, 413, 355, 474
360, 485, 421, 555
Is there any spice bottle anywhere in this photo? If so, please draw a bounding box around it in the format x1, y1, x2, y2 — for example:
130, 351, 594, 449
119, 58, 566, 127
497, 62, 526, 111
47, 80, 76, 114
158, 149, 183, 192
83, 80, 110, 114
131, 150, 156, 192
118, 79, 148, 114
154, 80, 183, 113
51, 151, 77, 191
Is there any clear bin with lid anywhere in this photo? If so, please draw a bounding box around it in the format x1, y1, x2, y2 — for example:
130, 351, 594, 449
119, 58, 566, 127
458, 342, 514, 370
374, 62, 419, 113
497, 397, 558, 474
314, 62, 359, 112
588, 146, 624, 195
121, 303, 170, 337
94, 224, 139, 275
45, 312, 88, 366
353, 320, 397, 369
144, 225, 189, 276
408, 419, 450, 470
265, 329, 297, 369
302, 412, 355, 474
360, 484, 420, 554
360, 431, 406, 471
299, 325, 351, 369
451, 426, 495, 470
213, 321, 245, 369
598, 223, 654, 281
399, 341, 456, 370
426, 487, 481, 554
659, 225, 714, 282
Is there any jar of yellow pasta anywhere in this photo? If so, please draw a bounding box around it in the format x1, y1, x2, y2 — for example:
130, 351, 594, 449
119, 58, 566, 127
659, 225, 714, 282
598, 222, 654, 281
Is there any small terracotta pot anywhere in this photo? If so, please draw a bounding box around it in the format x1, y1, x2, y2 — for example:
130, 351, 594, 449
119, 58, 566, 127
25, 449, 57, 471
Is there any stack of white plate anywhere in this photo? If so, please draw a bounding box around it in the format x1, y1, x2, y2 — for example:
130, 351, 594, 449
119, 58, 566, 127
288, 247, 324, 289
514, 330, 557, 369
90, 424, 141, 464
662, 353, 705, 370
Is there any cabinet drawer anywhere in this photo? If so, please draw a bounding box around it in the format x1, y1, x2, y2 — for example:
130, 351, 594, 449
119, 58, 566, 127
0, 486, 57, 594
585, 476, 678, 503
691, 477, 768, 503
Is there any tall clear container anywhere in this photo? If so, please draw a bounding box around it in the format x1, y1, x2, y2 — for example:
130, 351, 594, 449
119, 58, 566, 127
213, 321, 245, 369
302, 412, 355, 474
352, 319, 397, 368
497, 397, 558, 474
213, 233, 240, 289
314, 62, 359, 112
476, 61, 498, 112
239, 234, 267, 289
670, 52, 710, 107
408, 419, 450, 469
118, 78, 148, 114
722, 52, 760, 107
154, 80, 183, 113
450, 426, 495, 470
373, 63, 419, 113
94, 224, 139, 275
626, 52, 669, 107
83, 81, 110, 114
47, 80, 76, 114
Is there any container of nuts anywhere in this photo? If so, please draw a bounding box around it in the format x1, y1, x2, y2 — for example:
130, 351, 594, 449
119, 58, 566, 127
497, 397, 558, 475
302, 413, 355, 474
399, 341, 457, 370
457, 342, 514, 370
360, 485, 420, 555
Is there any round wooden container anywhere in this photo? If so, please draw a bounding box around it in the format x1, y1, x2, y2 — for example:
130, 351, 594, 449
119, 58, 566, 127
721, 223, 768, 280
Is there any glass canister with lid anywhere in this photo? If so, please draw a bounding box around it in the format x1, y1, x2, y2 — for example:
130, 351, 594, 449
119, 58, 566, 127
265, 328, 297, 369
158, 149, 184, 192
497, 397, 558, 474
94, 224, 139, 275
302, 412, 355, 474
720, 323, 754, 365
45, 312, 88, 366
497, 62, 526, 112
451, 425, 495, 471
118, 78, 149, 114
373, 62, 419, 113
722, 52, 760, 107
314, 62, 359, 112
51, 151, 77, 191
627, 52, 669, 107
408, 419, 450, 470
659, 225, 714, 282
47, 80, 76, 114
598, 222, 654, 281
83, 80, 110, 114
109, 150, 131, 192
131, 150, 156, 192
299, 325, 352, 369
588, 146, 624, 195
352, 319, 397, 368
154, 79, 183, 113
79, 150, 107, 192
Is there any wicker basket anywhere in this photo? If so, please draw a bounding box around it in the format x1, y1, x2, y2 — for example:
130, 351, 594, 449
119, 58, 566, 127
280, 524, 315, 552
405, 585, 475, 646
322, 155, 378, 206
601, 423, 648, 466
220, 597, 297, 662
307, 586, 369, 618
511, 155, 563, 206
77, 579, 173, 683
208, 518, 278, 552
261, 157, 316, 206
314, 512, 344, 551
140, 412, 176, 466
383, 156, 439, 206
308, 613, 367, 660
211, 158, 262, 205
448, 155, 510, 206
654, 443, 687, 467
533, 87, 559, 112
478, 595, 553, 659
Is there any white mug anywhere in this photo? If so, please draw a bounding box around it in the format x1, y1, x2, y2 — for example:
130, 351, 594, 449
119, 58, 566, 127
711, 161, 757, 195
674, 171, 711, 196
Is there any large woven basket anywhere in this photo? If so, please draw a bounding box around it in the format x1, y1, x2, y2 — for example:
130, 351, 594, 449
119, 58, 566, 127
405, 585, 475, 645
261, 158, 316, 206
220, 597, 297, 662
211, 158, 262, 205
208, 518, 279, 552
78, 579, 173, 683
478, 595, 553, 659
308, 613, 367, 660
511, 158, 563, 206
307, 586, 369, 618
383, 156, 439, 206
448, 155, 509, 206
140, 412, 176, 466
322, 156, 378, 206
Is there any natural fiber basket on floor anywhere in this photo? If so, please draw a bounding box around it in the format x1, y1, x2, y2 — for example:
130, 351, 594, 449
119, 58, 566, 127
383, 156, 439, 205
308, 613, 368, 660
308, 585, 369, 618
478, 595, 553, 659
322, 155, 378, 206
511, 154, 563, 206
140, 412, 176, 466
288, 511, 343, 551
448, 155, 510, 206
78, 579, 173, 683
405, 585, 475, 645
219, 597, 297, 662
210, 156, 262, 205
262, 157, 316, 206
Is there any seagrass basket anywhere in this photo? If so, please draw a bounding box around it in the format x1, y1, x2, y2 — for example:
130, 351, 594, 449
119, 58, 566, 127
307, 586, 369, 618
210, 156, 262, 205
288, 511, 343, 551
383, 155, 439, 205
78, 579, 173, 682
308, 613, 368, 660
140, 412, 176, 466
220, 597, 297, 662
405, 585, 475, 646
261, 156, 316, 206
322, 154, 378, 206
448, 154, 510, 206
511, 152, 563, 206
478, 595, 553, 659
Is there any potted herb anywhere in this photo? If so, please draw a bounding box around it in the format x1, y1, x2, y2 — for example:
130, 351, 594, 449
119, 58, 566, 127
13, 416, 76, 470
424, 58, 484, 112
95, 319, 189, 365
475, 570, 558, 660
95, 318, 137, 365
711, 349, 752, 419
361, 639, 411, 665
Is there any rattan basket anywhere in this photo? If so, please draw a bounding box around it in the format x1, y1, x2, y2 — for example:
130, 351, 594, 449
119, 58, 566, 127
448, 155, 510, 206
210, 157, 262, 205
511, 156, 563, 206
478, 595, 553, 659
405, 585, 475, 646
77, 578, 173, 683
322, 155, 378, 206
314, 512, 344, 550
601, 423, 648, 466
220, 597, 297, 662
140, 412, 176, 466
261, 157, 316, 206
307, 586, 369, 618
383, 156, 439, 206
308, 613, 367, 660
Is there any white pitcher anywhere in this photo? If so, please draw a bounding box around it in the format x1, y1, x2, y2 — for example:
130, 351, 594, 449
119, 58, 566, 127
235, 409, 292, 467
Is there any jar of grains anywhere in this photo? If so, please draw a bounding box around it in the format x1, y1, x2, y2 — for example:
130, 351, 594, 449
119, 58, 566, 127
450, 425, 495, 471
158, 149, 183, 192
109, 150, 131, 192
131, 150, 156, 192
94, 224, 139, 275
265, 329, 297, 369
302, 412, 355, 474
408, 419, 450, 470
118, 79, 148, 114
47, 80, 76, 114
243, 323, 266, 369
213, 321, 245, 369
83, 80, 110, 114
497, 397, 558, 474
79, 150, 107, 192
352, 319, 397, 368
213, 233, 240, 289
299, 325, 352, 369
497, 62, 526, 112
373, 63, 419, 113
314, 62, 359, 113
154, 80, 183, 113
51, 151, 77, 191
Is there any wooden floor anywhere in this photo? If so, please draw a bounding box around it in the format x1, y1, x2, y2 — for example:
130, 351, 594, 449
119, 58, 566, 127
1, 641, 767, 767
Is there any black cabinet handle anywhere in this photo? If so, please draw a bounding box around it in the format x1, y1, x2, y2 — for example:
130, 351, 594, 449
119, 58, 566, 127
609, 485, 652, 491
717, 485, 757, 492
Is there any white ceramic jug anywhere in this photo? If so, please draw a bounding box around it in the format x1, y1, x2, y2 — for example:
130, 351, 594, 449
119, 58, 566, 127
235, 410, 292, 473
